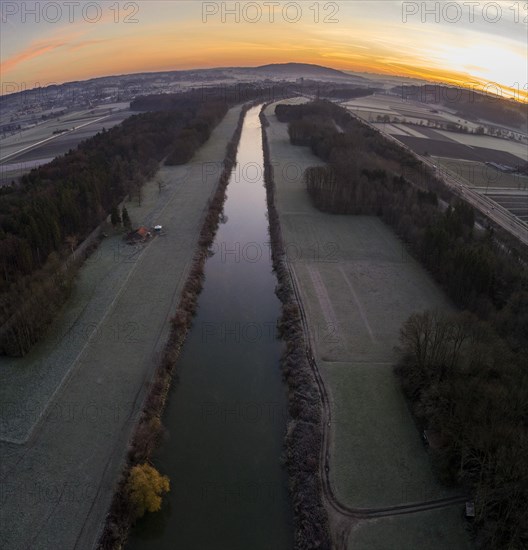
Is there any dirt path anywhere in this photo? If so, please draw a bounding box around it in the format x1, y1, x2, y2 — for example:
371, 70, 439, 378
291, 266, 466, 517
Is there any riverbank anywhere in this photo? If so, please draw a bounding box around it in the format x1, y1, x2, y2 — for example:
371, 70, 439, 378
260, 105, 332, 549
98, 103, 254, 548
262, 100, 472, 549
0, 105, 244, 550
125, 104, 292, 549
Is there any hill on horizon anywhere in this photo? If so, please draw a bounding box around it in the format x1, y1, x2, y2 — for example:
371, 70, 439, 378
247, 62, 367, 81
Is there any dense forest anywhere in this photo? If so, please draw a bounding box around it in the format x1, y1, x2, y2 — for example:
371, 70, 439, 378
392, 84, 528, 130
397, 310, 527, 549
131, 84, 290, 113
0, 91, 231, 356
320, 86, 377, 100
279, 101, 528, 549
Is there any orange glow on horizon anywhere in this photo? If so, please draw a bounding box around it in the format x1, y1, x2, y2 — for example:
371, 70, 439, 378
1, 12, 526, 103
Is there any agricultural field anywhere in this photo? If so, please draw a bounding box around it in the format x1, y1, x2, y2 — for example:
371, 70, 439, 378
431, 157, 528, 223
393, 135, 522, 165
391, 124, 427, 137
1, 107, 131, 186
344, 93, 476, 126
433, 110, 482, 132
346, 93, 527, 167
411, 126, 460, 141
264, 100, 471, 546
0, 106, 130, 165
0, 105, 243, 549
344, 94, 528, 174
434, 130, 528, 162
343, 94, 431, 114
433, 157, 528, 190
372, 122, 430, 138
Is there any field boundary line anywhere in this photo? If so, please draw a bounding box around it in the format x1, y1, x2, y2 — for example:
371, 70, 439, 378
338, 266, 375, 343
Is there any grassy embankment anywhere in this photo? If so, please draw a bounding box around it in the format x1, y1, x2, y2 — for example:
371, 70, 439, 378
263, 100, 473, 549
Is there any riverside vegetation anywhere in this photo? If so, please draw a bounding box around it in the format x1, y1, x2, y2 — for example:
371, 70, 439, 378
260, 105, 332, 549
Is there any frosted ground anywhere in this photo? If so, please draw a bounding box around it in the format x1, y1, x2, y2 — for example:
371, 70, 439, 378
265, 100, 472, 548
0, 105, 243, 549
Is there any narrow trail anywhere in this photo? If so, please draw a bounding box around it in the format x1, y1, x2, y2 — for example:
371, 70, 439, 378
286, 264, 466, 522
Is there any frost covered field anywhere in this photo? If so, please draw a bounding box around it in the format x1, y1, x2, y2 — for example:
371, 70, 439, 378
434, 131, 528, 162
0, 105, 243, 549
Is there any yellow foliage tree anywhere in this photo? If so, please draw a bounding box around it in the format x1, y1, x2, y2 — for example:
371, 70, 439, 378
126, 463, 170, 519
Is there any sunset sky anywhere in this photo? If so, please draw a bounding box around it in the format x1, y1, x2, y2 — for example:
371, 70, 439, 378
1, 1, 527, 100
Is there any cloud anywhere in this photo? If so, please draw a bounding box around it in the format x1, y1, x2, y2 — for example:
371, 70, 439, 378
0, 40, 67, 73
1, 34, 111, 77
65, 39, 110, 53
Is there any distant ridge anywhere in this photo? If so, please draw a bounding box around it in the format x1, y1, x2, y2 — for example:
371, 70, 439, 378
1, 63, 369, 100
249, 62, 366, 80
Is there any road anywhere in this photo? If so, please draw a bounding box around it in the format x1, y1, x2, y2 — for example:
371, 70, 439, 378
0, 115, 111, 164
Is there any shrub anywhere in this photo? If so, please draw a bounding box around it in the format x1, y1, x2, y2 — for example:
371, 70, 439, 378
126, 463, 170, 520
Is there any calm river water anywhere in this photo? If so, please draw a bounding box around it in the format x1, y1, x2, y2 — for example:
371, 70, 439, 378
127, 106, 293, 549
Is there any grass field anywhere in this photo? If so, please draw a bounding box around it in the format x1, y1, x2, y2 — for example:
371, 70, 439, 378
322, 362, 457, 507
264, 100, 472, 547
348, 507, 473, 550
0, 105, 243, 549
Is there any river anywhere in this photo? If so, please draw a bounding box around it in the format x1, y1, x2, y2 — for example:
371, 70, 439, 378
127, 105, 293, 549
